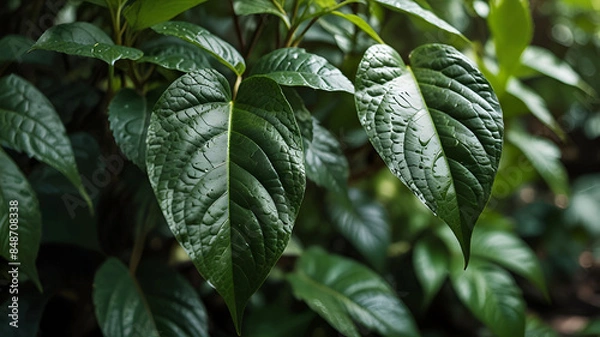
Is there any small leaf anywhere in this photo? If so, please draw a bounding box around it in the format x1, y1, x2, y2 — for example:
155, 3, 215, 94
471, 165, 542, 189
250, 47, 354, 93
234, 0, 291, 28
124, 0, 209, 31
327, 189, 390, 270
525, 315, 559, 337
507, 128, 569, 196
31, 22, 143, 65
413, 235, 449, 306
287, 247, 420, 337
506, 79, 565, 140
108, 88, 152, 169
355, 44, 504, 262
151, 21, 245, 75
373, 0, 467, 42
146, 70, 305, 332
0, 75, 92, 211
0, 148, 42, 290
450, 259, 526, 337
139, 38, 211, 72
330, 11, 385, 44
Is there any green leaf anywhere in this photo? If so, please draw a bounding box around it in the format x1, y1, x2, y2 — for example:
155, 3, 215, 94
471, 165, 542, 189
372, 0, 467, 42
581, 319, 600, 336
244, 305, 314, 337
250, 47, 354, 93
151, 21, 245, 75
287, 247, 420, 337
124, 0, 209, 31
327, 189, 390, 270
283, 88, 313, 141
566, 174, 600, 236
146, 70, 305, 332
330, 11, 385, 44
507, 128, 569, 196
0, 75, 92, 211
450, 259, 526, 337
471, 226, 548, 298
506, 79, 565, 140
108, 89, 152, 169
31, 22, 143, 66
525, 315, 559, 337
355, 44, 504, 262
234, 0, 291, 28
0, 34, 33, 63
413, 235, 449, 306
0, 148, 42, 290
519, 46, 595, 96
139, 38, 211, 72
488, 0, 533, 80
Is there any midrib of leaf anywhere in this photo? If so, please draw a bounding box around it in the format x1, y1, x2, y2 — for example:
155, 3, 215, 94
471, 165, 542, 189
225, 99, 236, 322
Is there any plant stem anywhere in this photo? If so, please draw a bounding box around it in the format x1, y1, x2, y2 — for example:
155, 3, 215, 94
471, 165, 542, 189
229, 0, 246, 51
246, 15, 267, 58
233, 75, 242, 100
291, 17, 319, 47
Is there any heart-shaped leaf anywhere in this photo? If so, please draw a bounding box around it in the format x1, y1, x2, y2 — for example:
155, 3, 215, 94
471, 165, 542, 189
151, 21, 245, 75
0, 148, 42, 290
355, 44, 503, 262
31, 22, 143, 65
124, 0, 210, 31
146, 70, 305, 332
0, 75, 92, 210
250, 47, 354, 93
287, 247, 420, 337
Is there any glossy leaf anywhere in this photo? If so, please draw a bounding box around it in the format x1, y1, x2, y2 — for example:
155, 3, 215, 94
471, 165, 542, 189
287, 247, 420, 337
151, 21, 245, 75
124, 0, 209, 31
413, 235, 449, 306
31, 22, 143, 65
330, 11, 385, 44
451, 259, 526, 337
488, 0, 532, 79
140, 38, 211, 72
108, 89, 152, 169
507, 128, 569, 196
0, 148, 42, 290
234, 0, 291, 28
372, 0, 466, 42
0, 75, 92, 211
250, 47, 354, 93
355, 44, 504, 262
328, 189, 390, 269
146, 70, 305, 332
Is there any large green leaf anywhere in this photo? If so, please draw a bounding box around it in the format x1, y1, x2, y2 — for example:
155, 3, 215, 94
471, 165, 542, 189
234, 0, 291, 28
287, 247, 420, 337
413, 235, 449, 306
108, 89, 152, 169
124, 0, 209, 31
372, 0, 466, 42
146, 70, 305, 332
139, 38, 211, 73
327, 189, 390, 270
450, 259, 526, 337
0, 75, 92, 210
507, 128, 568, 196
151, 21, 245, 75
93, 258, 209, 337
0, 148, 42, 290
250, 47, 354, 93
31, 22, 143, 65
355, 44, 504, 262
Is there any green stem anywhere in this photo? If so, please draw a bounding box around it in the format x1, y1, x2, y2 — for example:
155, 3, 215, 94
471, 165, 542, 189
233, 75, 242, 100
291, 17, 319, 47
230, 0, 246, 51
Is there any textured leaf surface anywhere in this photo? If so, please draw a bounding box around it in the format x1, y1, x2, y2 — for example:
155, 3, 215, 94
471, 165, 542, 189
32, 22, 143, 65
413, 235, 449, 306
355, 44, 503, 261
140, 38, 210, 72
0, 75, 91, 210
124, 0, 209, 31
146, 70, 305, 331
108, 89, 152, 169
451, 259, 525, 337
328, 189, 390, 270
0, 148, 42, 290
251, 47, 354, 93
152, 21, 245, 75
287, 247, 420, 337
234, 0, 291, 28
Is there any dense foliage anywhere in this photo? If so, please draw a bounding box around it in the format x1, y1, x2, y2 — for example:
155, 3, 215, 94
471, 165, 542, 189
0, 0, 599, 336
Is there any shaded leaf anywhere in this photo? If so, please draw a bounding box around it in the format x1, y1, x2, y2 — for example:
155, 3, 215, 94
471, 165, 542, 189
0, 34, 33, 63
151, 21, 245, 75
0, 282, 51, 335
287, 247, 420, 337
330, 11, 384, 44
243, 304, 314, 337
525, 315, 559, 337
566, 174, 600, 236
355, 44, 503, 262
31, 22, 143, 65
146, 70, 305, 332
234, 0, 291, 28
251, 47, 354, 93
413, 235, 449, 306
139, 38, 211, 72
0, 75, 92, 211
0, 148, 42, 290
124, 0, 209, 31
